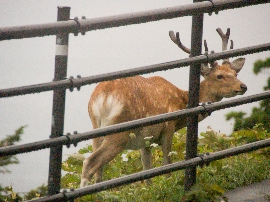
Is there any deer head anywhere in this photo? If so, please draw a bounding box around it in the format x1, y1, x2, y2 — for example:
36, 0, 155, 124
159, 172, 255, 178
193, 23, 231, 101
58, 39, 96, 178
169, 28, 247, 102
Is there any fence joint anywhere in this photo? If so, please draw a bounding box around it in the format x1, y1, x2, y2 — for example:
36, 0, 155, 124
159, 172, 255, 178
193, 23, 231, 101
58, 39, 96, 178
66, 76, 81, 92
68, 76, 75, 92
61, 188, 75, 202
199, 102, 212, 116
206, 0, 218, 16
73, 131, 78, 147
198, 152, 210, 168
65, 131, 78, 148
65, 133, 72, 148
71, 17, 80, 36
70, 16, 86, 36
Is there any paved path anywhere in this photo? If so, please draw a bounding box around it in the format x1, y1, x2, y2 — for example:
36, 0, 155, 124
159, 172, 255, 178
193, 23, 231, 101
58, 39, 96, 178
224, 179, 270, 202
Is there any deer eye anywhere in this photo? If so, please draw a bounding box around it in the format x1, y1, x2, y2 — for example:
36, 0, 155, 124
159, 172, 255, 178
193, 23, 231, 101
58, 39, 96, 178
217, 75, 224, 79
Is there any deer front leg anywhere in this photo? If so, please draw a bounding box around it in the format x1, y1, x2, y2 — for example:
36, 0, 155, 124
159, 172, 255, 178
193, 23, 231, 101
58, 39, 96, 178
80, 133, 128, 188
140, 147, 152, 170
161, 125, 175, 166
140, 147, 152, 184
160, 131, 174, 180
161, 136, 173, 166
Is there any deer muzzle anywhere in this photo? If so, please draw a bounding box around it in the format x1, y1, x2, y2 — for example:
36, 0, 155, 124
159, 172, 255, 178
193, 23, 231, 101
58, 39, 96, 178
236, 83, 247, 95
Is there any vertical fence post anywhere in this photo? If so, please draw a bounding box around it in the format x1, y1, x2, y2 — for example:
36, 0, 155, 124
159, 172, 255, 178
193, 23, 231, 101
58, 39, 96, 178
48, 6, 70, 196
184, 0, 204, 191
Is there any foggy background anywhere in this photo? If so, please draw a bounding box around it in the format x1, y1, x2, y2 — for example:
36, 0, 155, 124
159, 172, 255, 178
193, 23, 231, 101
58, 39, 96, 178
0, 0, 269, 193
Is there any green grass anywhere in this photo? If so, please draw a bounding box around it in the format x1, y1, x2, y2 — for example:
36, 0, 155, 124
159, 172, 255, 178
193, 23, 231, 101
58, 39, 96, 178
18, 124, 270, 201
78, 152, 270, 202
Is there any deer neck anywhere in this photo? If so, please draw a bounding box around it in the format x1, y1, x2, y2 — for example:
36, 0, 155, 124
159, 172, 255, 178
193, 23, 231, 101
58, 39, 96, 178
198, 80, 223, 103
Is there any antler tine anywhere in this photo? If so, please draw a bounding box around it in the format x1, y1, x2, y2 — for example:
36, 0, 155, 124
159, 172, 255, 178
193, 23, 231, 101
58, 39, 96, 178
204, 39, 208, 53
216, 27, 230, 52
200, 39, 212, 77
169, 31, 191, 54
230, 40, 234, 49
204, 39, 217, 69
216, 28, 231, 63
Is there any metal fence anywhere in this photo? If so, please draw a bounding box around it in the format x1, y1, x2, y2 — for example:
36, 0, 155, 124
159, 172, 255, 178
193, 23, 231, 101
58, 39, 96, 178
1, 0, 270, 201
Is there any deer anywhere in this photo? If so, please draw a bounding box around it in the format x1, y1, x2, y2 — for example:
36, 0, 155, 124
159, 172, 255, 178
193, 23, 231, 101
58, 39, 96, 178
80, 28, 247, 187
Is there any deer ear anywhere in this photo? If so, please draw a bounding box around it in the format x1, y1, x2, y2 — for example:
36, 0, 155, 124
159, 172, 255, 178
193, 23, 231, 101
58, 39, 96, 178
200, 63, 211, 78
231, 58, 245, 73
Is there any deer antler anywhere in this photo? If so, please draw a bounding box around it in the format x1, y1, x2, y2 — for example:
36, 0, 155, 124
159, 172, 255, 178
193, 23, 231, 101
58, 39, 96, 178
230, 40, 234, 49
169, 28, 243, 76
216, 28, 234, 63
216, 27, 230, 51
216, 27, 245, 72
169, 30, 211, 77
169, 31, 190, 54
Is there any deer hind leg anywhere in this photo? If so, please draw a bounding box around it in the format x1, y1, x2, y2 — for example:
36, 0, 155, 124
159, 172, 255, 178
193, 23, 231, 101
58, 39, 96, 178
80, 132, 129, 188
92, 137, 104, 183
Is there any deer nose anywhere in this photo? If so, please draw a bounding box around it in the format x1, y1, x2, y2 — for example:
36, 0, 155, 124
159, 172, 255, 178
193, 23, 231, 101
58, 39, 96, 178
240, 83, 247, 92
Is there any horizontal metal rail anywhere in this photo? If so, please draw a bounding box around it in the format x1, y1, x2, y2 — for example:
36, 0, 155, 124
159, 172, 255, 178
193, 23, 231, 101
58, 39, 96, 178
1, 42, 270, 98
0, 0, 269, 41
30, 138, 270, 202
1, 90, 269, 157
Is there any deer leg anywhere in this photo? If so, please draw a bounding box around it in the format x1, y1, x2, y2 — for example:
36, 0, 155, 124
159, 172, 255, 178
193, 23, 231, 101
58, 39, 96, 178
140, 147, 152, 170
140, 147, 152, 184
92, 137, 104, 183
161, 135, 173, 166
160, 131, 174, 179
80, 132, 129, 188
161, 125, 175, 166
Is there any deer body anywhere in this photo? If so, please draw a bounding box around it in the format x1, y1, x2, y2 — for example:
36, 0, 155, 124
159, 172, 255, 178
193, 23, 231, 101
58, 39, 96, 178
90, 76, 188, 148
80, 28, 247, 187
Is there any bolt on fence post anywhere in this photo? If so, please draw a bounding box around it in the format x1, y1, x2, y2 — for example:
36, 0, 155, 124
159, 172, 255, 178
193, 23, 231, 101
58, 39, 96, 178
48, 6, 70, 196
184, 0, 204, 192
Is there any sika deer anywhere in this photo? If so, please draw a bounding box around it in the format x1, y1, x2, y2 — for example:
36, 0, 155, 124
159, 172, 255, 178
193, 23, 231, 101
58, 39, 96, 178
80, 28, 247, 187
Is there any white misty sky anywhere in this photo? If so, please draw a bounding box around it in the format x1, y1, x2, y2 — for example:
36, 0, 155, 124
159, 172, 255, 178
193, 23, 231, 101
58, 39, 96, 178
0, 0, 269, 193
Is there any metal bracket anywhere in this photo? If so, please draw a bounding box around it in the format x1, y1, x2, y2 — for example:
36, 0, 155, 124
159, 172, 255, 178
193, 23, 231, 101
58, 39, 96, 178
197, 152, 210, 167
61, 188, 75, 202
207, 0, 219, 16
66, 75, 81, 92
199, 102, 212, 116
70, 16, 87, 36
65, 131, 78, 148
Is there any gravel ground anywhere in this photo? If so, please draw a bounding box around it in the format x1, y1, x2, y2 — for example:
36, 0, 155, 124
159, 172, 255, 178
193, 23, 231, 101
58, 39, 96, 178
224, 179, 270, 202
